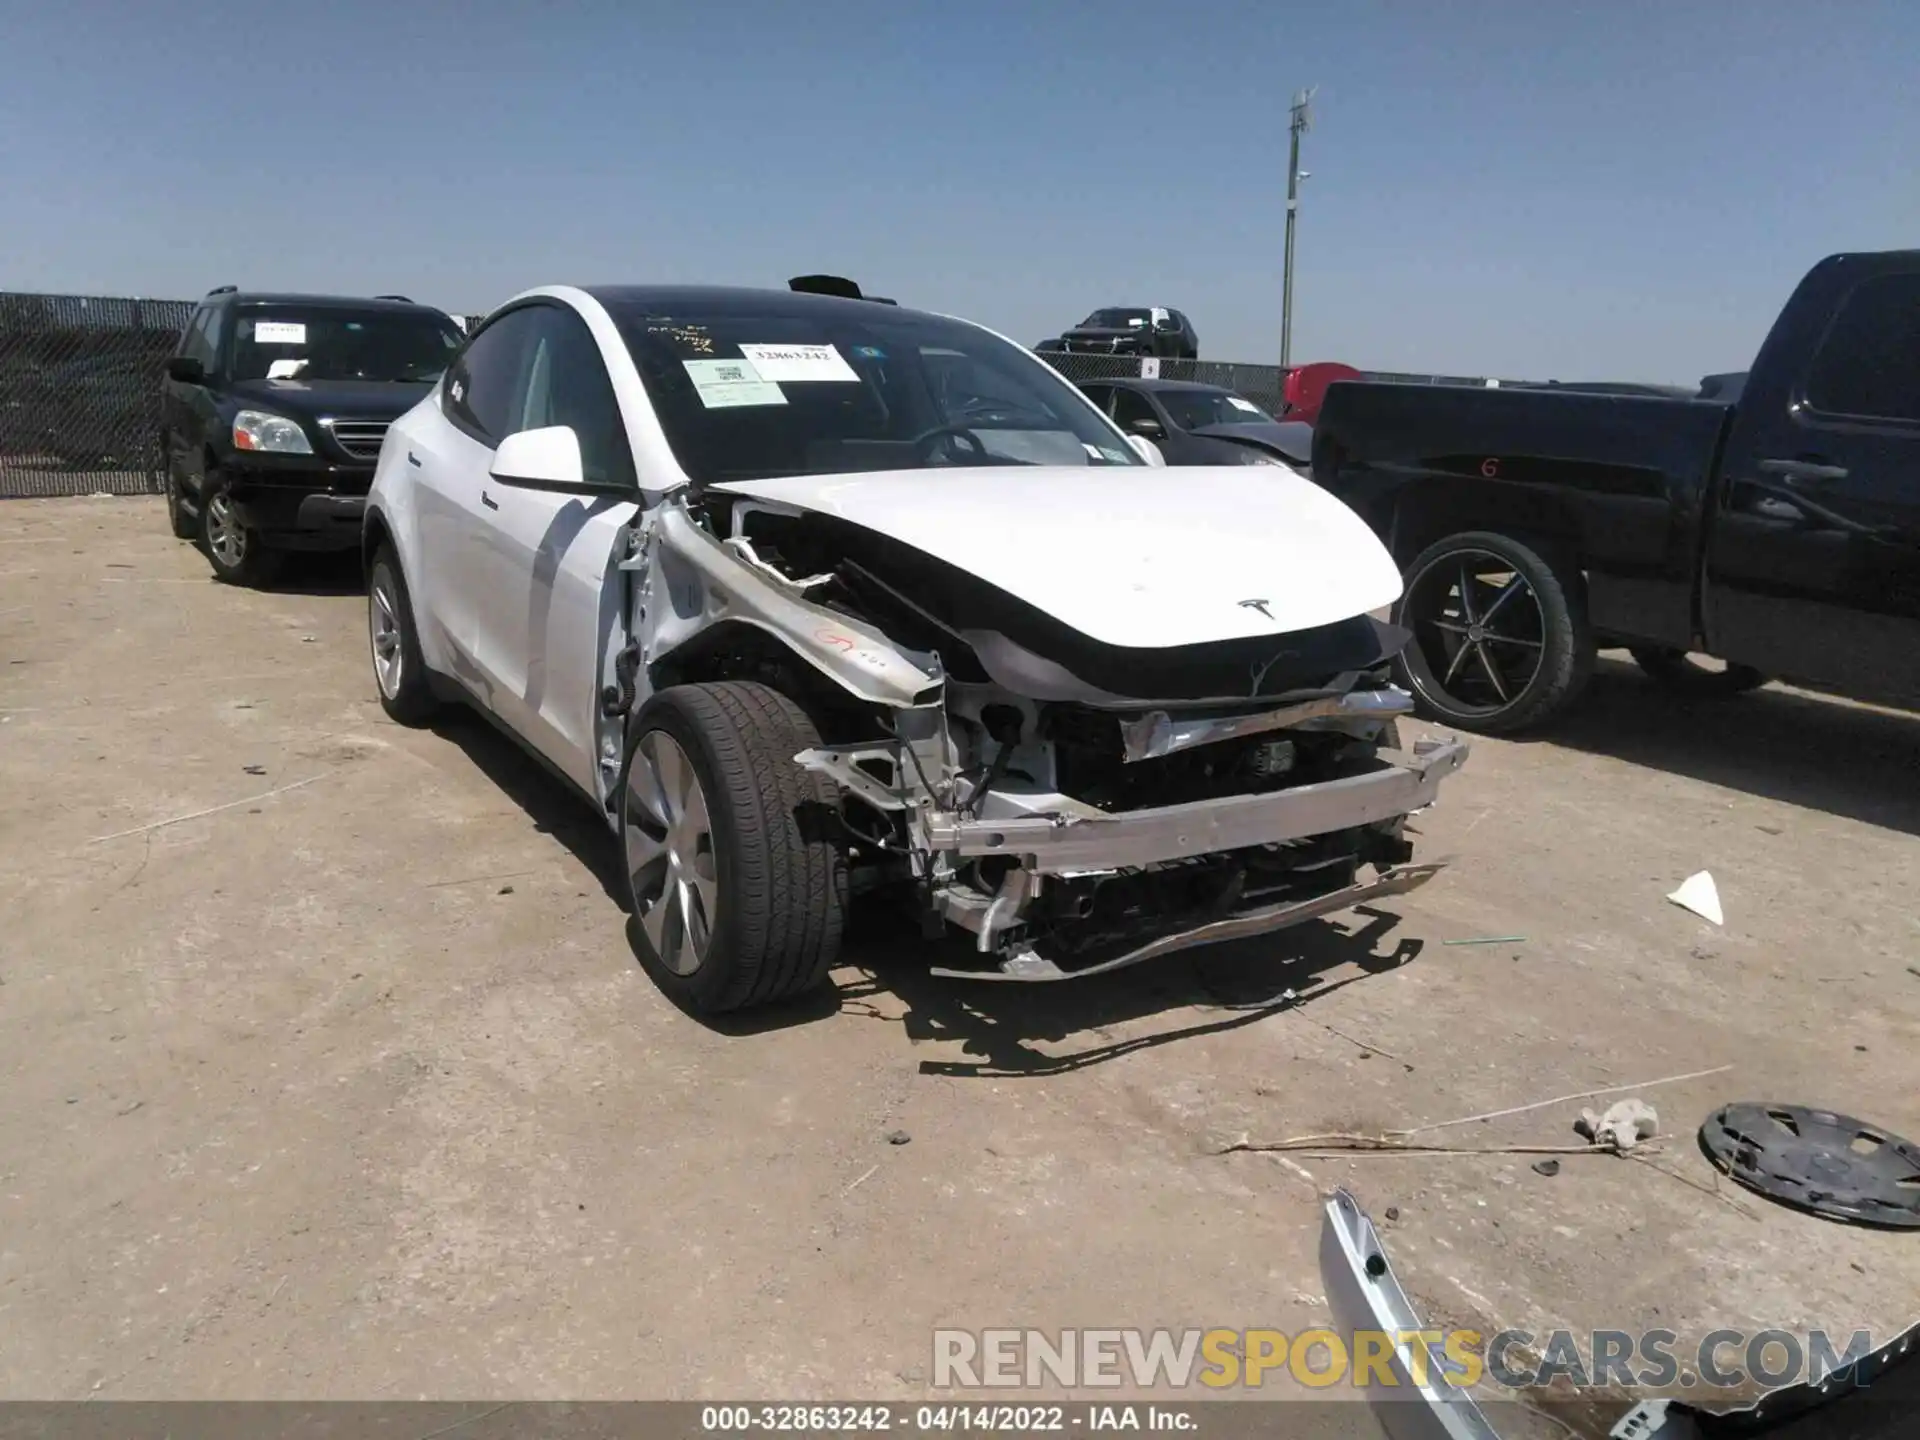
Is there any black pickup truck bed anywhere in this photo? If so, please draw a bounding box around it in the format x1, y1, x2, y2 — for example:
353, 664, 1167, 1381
1310, 250, 1920, 732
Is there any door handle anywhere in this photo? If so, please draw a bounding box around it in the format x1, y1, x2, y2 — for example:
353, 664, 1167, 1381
1758, 458, 1848, 484
481, 491, 499, 511
407, 450, 422, 467
1752, 496, 1806, 523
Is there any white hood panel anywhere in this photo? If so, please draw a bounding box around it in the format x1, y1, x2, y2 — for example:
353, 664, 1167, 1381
711, 466, 1403, 650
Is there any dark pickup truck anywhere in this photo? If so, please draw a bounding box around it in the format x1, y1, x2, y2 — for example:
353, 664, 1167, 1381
1310, 249, 1920, 732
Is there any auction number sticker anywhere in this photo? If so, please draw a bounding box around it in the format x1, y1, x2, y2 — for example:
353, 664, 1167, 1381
737, 342, 860, 383
252, 321, 307, 345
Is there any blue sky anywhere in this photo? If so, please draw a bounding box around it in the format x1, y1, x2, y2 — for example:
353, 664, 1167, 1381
2, 0, 1913, 382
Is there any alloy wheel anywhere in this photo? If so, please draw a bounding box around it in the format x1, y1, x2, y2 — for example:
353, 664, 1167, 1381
624, 731, 719, 977
369, 568, 405, 699
1400, 548, 1547, 717
205, 492, 247, 568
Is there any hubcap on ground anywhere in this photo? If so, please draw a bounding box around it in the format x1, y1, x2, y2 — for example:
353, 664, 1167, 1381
624, 731, 718, 976
1403, 549, 1546, 715
369, 571, 404, 699
205, 493, 246, 567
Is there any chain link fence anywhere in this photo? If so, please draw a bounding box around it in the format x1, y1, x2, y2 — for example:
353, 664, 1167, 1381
0, 293, 195, 497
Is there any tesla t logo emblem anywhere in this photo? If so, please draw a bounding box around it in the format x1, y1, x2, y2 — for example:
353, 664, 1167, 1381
1238, 598, 1274, 619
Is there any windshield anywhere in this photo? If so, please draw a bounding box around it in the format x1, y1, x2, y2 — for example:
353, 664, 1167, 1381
1158, 388, 1274, 429
1080, 308, 1152, 330
228, 308, 463, 384
609, 301, 1143, 485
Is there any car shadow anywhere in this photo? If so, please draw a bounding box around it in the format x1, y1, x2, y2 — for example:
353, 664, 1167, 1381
1537, 656, 1920, 836
263, 550, 365, 596
831, 902, 1424, 1078
426, 707, 628, 905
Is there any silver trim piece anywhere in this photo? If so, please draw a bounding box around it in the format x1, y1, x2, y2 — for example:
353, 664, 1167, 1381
319, 417, 391, 462
1120, 687, 1415, 763
1319, 1188, 1505, 1440
919, 736, 1467, 874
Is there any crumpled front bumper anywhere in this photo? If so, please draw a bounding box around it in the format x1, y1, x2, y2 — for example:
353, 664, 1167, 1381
920, 735, 1468, 875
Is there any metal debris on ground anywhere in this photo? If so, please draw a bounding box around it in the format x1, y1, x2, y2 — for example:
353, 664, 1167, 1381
1391, 1064, 1730, 1138
1531, 1159, 1561, 1177
1442, 935, 1527, 946
1577, 1099, 1660, 1152
1667, 870, 1724, 926
1699, 1103, 1920, 1229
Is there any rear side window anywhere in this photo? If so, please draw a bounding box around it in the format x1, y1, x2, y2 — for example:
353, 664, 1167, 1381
1805, 274, 1920, 424
445, 308, 539, 442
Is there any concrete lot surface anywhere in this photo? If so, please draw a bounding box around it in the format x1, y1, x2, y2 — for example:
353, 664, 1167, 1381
3, 496, 1917, 1424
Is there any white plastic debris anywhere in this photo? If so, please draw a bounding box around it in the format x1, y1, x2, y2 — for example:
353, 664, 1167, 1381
1667, 870, 1723, 926
1577, 1099, 1660, 1153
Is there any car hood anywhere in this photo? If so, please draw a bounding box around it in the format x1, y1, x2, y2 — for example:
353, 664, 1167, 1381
224, 377, 434, 421
1190, 420, 1315, 465
709, 466, 1401, 650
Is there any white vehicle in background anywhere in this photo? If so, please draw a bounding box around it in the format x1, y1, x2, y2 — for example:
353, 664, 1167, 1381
362, 276, 1466, 1016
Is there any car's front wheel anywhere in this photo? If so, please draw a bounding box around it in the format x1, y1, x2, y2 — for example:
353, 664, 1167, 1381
620, 682, 846, 1016
200, 474, 282, 587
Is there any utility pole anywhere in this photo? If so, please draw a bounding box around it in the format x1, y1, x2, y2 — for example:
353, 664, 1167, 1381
1280, 87, 1315, 369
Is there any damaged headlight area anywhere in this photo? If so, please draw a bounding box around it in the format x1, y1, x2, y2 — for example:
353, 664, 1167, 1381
631, 493, 1468, 984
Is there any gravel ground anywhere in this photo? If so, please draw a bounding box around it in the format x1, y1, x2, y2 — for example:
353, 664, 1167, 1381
3, 496, 1917, 1426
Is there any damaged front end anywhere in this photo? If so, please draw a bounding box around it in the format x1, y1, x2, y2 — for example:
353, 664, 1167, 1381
627, 487, 1467, 982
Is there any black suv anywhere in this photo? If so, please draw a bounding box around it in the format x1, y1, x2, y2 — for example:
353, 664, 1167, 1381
1043, 306, 1198, 360
160, 288, 464, 585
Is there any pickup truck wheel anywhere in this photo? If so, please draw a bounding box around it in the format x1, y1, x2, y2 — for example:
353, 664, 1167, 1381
367, 547, 439, 726
200, 476, 283, 588
1393, 531, 1592, 734
620, 682, 846, 1016
1628, 646, 1768, 696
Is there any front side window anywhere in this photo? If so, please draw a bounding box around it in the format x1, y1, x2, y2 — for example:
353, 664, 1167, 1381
515, 305, 637, 488
445, 307, 540, 442
178, 309, 214, 367
1110, 388, 1161, 430
608, 301, 1141, 486
1805, 274, 1920, 425
229, 307, 463, 385
1158, 389, 1274, 430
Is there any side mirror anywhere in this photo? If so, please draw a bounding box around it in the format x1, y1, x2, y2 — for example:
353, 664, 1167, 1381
1126, 434, 1164, 466
490, 426, 592, 492
1126, 416, 1165, 439
165, 356, 206, 384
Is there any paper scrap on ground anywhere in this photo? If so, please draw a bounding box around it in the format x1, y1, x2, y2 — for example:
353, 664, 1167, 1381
1668, 870, 1724, 926
1577, 1099, 1659, 1152
737, 343, 858, 383
253, 322, 307, 345
266, 359, 307, 379
1228, 396, 1263, 413
682, 358, 786, 409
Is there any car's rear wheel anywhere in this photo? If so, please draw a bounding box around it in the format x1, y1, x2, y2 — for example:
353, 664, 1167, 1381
200, 474, 282, 587
1628, 645, 1768, 696
163, 457, 196, 539
367, 547, 438, 726
621, 682, 846, 1016
1392, 530, 1592, 734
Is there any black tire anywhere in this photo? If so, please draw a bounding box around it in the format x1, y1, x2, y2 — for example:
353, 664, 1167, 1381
1392, 530, 1593, 734
620, 682, 846, 1016
367, 546, 439, 726
163, 449, 197, 539
1628, 646, 1768, 696
199, 473, 283, 587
